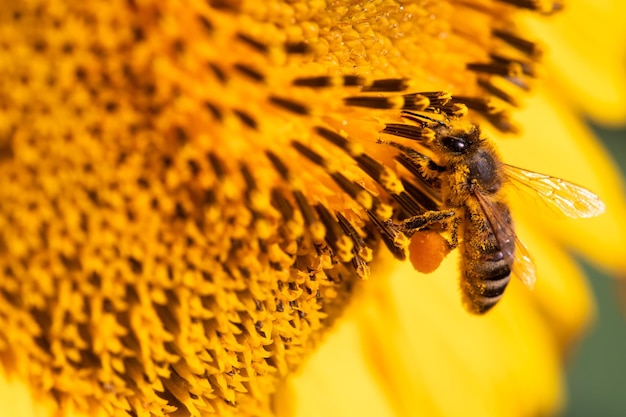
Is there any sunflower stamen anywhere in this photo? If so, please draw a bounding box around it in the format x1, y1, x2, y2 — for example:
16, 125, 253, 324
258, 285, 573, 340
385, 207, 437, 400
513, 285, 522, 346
293, 75, 365, 88
266, 150, 326, 242
438, 102, 470, 119
400, 179, 441, 212
451, 96, 502, 115
477, 78, 520, 106
291, 140, 377, 212
391, 187, 431, 218
394, 152, 444, 188
270, 188, 304, 242
268, 96, 311, 115
382, 123, 435, 142
208, 62, 228, 84
336, 212, 372, 280
239, 164, 275, 237
288, 141, 324, 166
232, 109, 258, 130
356, 153, 403, 195
292, 75, 411, 92
419, 91, 452, 107
235, 33, 270, 54
208, 152, 228, 180
466, 62, 523, 78
204, 101, 223, 120
270, 188, 295, 221
197, 15, 214, 33
483, 110, 519, 133
415, 92, 467, 118
314, 204, 354, 264
293, 189, 326, 243
360, 78, 412, 92
293, 132, 404, 223
268, 140, 375, 277
233, 63, 266, 83
376, 138, 444, 206
495, 0, 561, 15
492, 27, 543, 57
265, 150, 292, 182
366, 211, 408, 261
283, 42, 310, 55
489, 53, 538, 77
290, 141, 394, 219
236, 33, 310, 57
208, 0, 242, 12
343, 93, 430, 111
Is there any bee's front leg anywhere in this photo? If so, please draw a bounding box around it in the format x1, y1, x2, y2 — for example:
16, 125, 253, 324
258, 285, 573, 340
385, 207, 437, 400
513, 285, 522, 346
377, 139, 445, 188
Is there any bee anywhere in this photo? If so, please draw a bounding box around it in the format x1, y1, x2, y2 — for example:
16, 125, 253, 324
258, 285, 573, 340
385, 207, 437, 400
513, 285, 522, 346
381, 112, 605, 314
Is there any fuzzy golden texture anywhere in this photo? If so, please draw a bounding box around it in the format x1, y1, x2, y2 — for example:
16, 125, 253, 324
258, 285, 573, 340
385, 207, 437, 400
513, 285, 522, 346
0, 0, 581, 416
0, 1, 366, 415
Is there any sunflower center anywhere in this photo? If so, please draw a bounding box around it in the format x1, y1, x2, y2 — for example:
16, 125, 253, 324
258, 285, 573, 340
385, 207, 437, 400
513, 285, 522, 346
0, 1, 549, 415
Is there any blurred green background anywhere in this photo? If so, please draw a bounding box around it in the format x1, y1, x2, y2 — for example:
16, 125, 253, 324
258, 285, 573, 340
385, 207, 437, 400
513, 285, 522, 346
565, 123, 626, 417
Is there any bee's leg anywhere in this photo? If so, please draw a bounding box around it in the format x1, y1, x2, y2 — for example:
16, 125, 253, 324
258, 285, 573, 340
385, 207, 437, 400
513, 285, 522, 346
377, 139, 445, 188
413, 156, 446, 186
400, 209, 455, 232
399, 209, 460, 249
446, 214, 460, 249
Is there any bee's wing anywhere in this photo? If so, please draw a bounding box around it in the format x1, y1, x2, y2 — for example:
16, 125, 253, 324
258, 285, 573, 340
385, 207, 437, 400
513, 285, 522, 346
474, 190, 537, 289
510, 236, 536, 289
504, 165, 605, 218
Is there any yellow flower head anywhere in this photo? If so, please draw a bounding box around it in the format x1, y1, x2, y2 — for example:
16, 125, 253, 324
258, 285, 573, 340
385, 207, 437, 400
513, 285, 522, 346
1, 1, 625, 417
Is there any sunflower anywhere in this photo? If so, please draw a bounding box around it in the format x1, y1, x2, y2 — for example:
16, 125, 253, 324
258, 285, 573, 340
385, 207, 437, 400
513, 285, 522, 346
1, 1, 625, 417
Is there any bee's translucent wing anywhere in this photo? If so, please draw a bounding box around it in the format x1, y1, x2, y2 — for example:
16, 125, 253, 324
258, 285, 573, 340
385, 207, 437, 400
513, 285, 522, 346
511, 236, 536, 289
474, 190, 536, 289
504, 165, 605, 218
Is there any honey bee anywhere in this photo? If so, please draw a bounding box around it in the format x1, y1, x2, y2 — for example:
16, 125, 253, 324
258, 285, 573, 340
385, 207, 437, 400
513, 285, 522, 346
381, 113, 605, 314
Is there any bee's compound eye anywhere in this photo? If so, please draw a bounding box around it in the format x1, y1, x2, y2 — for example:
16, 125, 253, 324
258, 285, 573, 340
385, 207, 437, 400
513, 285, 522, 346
441, 136, 469, 154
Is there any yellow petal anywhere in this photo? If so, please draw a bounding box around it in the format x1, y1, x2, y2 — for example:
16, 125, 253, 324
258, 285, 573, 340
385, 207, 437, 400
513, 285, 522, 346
0, 369, 57, 417
521, 1, 626, 124
274, 317, 396, 417
513, 220, 595, 349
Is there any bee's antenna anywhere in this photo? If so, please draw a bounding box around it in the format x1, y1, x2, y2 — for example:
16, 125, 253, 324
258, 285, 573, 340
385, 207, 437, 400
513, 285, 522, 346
377, 138, 429, 161
377, 138, 411, 153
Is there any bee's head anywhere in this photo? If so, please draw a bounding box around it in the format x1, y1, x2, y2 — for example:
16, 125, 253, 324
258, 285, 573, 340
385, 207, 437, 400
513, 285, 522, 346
379, 118, 486, 167
433, 124, 482, 159
438, 125, 503, 193
440, 135, 472, 154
